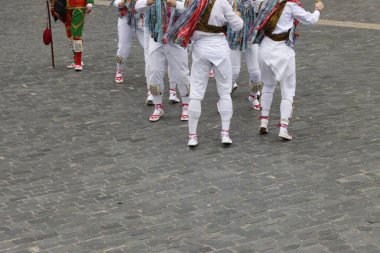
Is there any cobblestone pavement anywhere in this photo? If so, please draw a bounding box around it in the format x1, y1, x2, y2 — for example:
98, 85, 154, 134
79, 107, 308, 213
0, 1, 380, 252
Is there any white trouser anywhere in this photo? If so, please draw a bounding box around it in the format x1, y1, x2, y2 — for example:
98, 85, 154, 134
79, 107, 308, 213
143, 27, 150, 82
188, 36, 233, 134
258, 37, 295, 120
230, 44, 261, 84
190, 36, 233, 100
146, 39, 190, 104
116, 20, 144, 68
143, 27, 150, 62
167, 64, 177, 87
144, 29, 176, 88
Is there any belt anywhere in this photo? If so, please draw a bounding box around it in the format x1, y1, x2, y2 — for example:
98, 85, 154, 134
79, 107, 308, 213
265, 31, 289, 41
196, 24, 227, 34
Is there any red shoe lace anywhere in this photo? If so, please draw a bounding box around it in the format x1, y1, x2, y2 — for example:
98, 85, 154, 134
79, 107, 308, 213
277, 123, 288, 128
154, 104, 163, 109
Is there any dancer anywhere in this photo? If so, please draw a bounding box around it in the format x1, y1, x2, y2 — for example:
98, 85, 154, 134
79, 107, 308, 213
144, 25, 180, 104
228, 0, 262, 110
50, 0, 94, 71
136, 0, 190, 121
254, 0, 324, 139
165, 0, 243, 147
113, 0, 145, 83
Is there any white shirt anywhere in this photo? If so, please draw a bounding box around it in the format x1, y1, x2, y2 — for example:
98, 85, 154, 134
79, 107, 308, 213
193, 0, 243, 39
113, 0, 123, 7
273, 2, 320, 34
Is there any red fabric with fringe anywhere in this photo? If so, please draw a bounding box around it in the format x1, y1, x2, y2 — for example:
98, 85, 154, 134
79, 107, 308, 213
175, 0, 208, 47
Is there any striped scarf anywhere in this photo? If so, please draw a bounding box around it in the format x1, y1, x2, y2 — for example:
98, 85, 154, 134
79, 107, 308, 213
146, 0, 171, 43
249, 0, 302, 47
164, 0, 209, 47
125, 0, 140, 30
112, 0, 142, 31
227, 0, 256, 51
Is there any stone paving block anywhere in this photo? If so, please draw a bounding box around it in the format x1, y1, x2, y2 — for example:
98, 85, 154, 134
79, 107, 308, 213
105, 248, 127, 253
215, 249, 236, 253
232, 243, 256, 253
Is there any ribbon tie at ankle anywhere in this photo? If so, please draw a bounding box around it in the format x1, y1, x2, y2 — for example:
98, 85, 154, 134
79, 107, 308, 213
277, 123, 288, 128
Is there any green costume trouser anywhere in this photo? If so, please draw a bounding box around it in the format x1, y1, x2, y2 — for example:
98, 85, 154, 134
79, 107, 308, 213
65, 8, 86, 39
65, 7, 86, 65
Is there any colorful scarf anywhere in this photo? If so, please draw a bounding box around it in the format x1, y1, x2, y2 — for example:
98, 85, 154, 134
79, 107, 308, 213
125, 0, 140, 30
146, 0, 171, 43
249, 0, 302, 47
112, 0, 142, 31
164, 0, 209, 47
226, 0, 256, 51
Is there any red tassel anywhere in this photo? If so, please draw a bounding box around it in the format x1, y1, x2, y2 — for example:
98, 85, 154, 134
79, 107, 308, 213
43, 27, 52, 45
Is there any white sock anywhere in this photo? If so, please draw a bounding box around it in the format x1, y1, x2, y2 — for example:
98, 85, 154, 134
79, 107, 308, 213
217, 95, 233, 131
261, 92, 273, 117
117, 63, 124, 70
188, 99, 201, 135
280, 118, 289, 126
169, 82, 176, 91
153, 95, 163, 105
280, 98, 293, 120
181, 96, 189, 105
280, 118, 289, 133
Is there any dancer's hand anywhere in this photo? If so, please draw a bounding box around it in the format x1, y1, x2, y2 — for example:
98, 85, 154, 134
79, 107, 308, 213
86, 3, 93, 13
118, 2, 125, 8
147, 0, 155, 6
166, 0, 177, 7
315, 1, 324, 12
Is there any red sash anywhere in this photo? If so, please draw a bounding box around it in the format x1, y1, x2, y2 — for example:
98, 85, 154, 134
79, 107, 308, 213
67, 0, 87, 8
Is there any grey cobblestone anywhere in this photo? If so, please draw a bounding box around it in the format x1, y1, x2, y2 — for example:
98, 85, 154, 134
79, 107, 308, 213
0, 0, 379, 253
